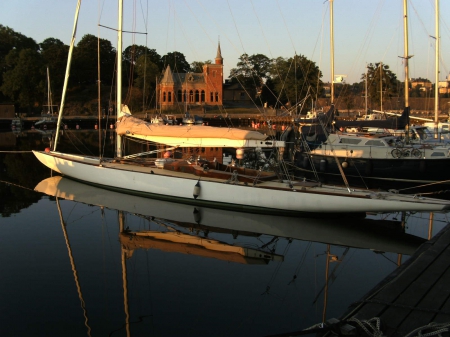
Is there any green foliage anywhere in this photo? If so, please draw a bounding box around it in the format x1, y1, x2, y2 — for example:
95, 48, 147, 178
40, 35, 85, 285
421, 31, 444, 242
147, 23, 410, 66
1, 48, 45, 109
134, 55, 160, 109
161, 51, 190, 73
271, 54, 322, 111
362, 62, 399, 106
72, 34, 116, 85
39, 38, 69, 95
190, 60, 212, 73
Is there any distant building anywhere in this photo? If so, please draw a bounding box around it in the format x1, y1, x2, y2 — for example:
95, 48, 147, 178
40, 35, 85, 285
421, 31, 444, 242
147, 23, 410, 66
438, 73, 450, 95
411, 79, 432, 92
158, 44, 223, 111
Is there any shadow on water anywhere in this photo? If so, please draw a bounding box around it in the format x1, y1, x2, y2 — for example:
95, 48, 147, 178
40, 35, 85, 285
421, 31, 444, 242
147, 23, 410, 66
1, 129, 449, 336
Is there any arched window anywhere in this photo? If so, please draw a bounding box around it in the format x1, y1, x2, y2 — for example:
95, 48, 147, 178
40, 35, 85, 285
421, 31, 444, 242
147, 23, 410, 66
195, 90, 199, 102
177, 90, 182, 102
183, 90, 187, 102
210, 92, 214, 102
215, 92, 219, 102
163, 92, 166, 102
168, 92, 172, 102
189, 90, 194, 102
201, 90, 205, 102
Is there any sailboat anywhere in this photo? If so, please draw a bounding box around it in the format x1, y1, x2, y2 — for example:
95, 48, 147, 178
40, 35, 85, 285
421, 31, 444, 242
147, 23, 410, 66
296, 0, 450, 190
35, 67, 59, 130
35, 176, 425, 255
32, 0, 450, 214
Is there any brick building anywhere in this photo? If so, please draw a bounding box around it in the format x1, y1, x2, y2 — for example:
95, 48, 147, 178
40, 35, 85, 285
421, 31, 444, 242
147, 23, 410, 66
158, 44, 223, 111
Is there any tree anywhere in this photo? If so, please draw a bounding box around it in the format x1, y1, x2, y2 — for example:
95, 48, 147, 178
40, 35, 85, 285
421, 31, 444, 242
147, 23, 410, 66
229, 53, 273, 104
1, 48, 45, 110
72, 34, 116, 85
190, 60, 211, 73
362, 63, 398, 109
270, 54, 322, 111
123, 45, 162, 70
161, 51, 190, 73
134, 55, 160, 109
0, 25, 39, 99
39, 38, 69, 95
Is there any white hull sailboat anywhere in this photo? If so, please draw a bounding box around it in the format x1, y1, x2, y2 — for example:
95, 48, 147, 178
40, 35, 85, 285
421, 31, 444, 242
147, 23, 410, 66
35, 176, 425, 255
33, 0, 450, 214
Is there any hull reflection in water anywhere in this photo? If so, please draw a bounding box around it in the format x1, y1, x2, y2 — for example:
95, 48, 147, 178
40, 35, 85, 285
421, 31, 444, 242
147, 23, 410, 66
35, 176, 425, 255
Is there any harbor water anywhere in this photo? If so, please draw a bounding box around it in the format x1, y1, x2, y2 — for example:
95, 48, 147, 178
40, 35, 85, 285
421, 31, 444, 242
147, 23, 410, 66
1, 130, 448, 336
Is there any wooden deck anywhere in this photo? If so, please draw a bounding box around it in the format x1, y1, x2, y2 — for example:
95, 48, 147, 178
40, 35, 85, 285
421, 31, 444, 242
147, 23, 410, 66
340, 223, 450, 337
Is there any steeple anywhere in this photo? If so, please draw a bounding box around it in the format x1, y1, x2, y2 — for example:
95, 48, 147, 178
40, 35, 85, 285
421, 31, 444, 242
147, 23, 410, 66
161, 65, 174, 83
215, 42, 223, 65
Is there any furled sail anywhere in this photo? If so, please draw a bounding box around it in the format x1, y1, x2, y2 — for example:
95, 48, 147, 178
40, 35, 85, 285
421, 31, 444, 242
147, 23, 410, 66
116, 115, 277, 148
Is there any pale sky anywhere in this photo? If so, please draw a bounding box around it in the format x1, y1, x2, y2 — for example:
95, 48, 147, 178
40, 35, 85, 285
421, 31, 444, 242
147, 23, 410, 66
1, 0, 449, 84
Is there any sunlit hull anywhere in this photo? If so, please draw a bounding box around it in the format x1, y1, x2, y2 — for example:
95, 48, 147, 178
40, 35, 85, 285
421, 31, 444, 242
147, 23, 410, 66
32, 150, 450, 213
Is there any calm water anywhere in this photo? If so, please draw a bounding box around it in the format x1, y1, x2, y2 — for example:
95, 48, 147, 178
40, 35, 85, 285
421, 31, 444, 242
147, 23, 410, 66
1, 130, 449, 337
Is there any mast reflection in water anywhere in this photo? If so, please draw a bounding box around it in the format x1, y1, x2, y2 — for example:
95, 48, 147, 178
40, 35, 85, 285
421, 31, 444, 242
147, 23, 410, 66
1, 130, 448, 336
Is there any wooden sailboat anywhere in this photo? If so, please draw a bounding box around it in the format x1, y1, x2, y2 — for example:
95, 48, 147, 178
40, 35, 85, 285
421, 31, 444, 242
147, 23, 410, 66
32, 0, 450, 214
35, 176, 426, 255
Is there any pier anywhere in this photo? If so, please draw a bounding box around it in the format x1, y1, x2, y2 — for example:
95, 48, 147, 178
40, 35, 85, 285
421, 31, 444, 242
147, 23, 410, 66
338, 223, 450, 336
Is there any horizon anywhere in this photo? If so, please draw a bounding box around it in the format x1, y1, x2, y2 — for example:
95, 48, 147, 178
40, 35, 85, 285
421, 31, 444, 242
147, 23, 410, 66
1, 0, 449, 85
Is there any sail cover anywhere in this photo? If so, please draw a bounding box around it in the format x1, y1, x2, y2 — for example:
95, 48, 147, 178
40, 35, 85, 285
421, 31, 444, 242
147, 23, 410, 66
117, 115, 267, 141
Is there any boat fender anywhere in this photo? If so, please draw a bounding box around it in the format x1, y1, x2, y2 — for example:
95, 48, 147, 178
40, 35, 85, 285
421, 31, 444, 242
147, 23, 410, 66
320, 159, 327, 172
193, 181, 201, 199
342, 161, 348, 168
45, 147, 51, 153
193, 208, 201, 224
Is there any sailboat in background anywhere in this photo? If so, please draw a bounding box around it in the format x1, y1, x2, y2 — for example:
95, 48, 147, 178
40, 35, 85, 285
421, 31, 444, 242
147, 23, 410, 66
32, 0, 450, 214
35, 67, 59, 130
295, 0, 450, 190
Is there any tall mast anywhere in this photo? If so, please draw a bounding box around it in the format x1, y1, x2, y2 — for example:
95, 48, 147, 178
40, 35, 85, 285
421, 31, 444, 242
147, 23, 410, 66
365, 65, 368, 112
434, 0, 440, 136
403, 0, 409, 109
53, 0, 81, 151
330, 0, 334, 105
116, 0, 123, 157
380, 62, 383, 112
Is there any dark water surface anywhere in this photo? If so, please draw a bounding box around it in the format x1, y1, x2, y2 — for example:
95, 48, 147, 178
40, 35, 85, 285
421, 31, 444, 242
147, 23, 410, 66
1, 130, 449, 337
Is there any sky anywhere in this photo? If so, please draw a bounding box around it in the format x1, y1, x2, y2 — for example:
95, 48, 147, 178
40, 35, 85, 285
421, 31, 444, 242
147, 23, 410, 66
1, 0, 449, 84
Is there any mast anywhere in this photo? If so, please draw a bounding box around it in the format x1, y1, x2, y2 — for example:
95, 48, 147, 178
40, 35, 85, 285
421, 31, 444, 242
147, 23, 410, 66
402, 0, 411, 142
53, 0, 81, 151
403, 0, 410, 109
380, 62, 383, 112
116, 0, 124, 157
47, 67, 52, 115
365, 65, 368, 113
434, 0, 440, 137
330, 0, 334, 105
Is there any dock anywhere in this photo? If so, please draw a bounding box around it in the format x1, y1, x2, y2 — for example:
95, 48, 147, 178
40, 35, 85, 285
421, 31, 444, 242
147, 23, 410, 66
338, 223, 450, 336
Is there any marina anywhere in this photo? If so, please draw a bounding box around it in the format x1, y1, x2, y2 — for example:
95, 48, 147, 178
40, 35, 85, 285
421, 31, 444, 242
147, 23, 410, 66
2, 0, 450, 335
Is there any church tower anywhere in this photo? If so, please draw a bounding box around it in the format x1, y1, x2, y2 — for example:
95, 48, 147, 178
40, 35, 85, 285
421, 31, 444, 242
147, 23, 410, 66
203, 42, 223, 105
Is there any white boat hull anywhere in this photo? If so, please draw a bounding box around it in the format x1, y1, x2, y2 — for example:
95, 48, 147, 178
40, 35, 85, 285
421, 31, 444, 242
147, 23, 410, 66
32, 150, 450, 213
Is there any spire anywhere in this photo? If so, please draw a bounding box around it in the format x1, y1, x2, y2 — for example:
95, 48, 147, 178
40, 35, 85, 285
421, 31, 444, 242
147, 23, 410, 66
215, 42, 223, 65
161, 65, 174, 83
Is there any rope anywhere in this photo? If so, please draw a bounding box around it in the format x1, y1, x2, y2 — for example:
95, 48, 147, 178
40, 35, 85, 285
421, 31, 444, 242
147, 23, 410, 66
0, 150, 33, 153
404, 322, 450, 337
348, 317, 385, 337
